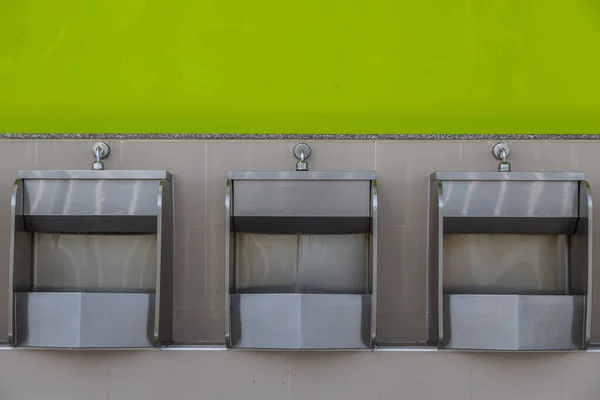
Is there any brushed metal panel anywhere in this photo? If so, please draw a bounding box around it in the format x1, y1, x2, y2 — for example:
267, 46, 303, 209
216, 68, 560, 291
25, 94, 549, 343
23, 215, 157, 234
233, 180, 370, 217
228, 171, 375, 181
369, 180, 378, 345
443, 217, 577, 235
444, 294, 583, 350
18, 170, 172, 181
230, 293, 370, 349
234, 234, 298, 293
443, 234, 562, 295
16, 291, 81, 348
234, 234, 367, 294
33, 233, 157, 292
156, 180, 174, 345
427, 181, 443, 346
297, 234, 367, 294
431, 171, 585, 182
16, 292, 154, 348
9, 180, 32, 345
231, 293, 301, 349
571, 181, 592, 347
444, 294, 519, 350
232, 216, 370, 234
301, 294, 370, 349
441, 181, 578, 218
79, 293, 154, 348
518, 295, 583, 350
23, 179, 160, 216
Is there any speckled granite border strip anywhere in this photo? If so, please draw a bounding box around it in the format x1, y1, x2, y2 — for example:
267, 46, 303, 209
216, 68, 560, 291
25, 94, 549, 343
1, 133, 600, 140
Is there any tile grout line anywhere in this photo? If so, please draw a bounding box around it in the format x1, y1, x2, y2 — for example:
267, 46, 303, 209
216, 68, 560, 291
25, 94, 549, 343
544, 140, 548, 172
468, 352, 473, 400
105, 358, 111, 400
15, 350, 19, 400
374, 139, 377, 171
204, 143, 209, 337
560, 353, 564, 400
377, 351, 383, 400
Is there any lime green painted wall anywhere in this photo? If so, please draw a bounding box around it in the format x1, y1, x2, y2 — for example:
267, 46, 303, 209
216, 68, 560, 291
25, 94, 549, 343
1, 0, 599, 133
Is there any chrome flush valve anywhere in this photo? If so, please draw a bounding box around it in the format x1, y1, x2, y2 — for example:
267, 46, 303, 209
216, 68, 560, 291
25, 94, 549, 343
294, 143, 311, 171
92, 142, 110, 170
492, 142, 511, 172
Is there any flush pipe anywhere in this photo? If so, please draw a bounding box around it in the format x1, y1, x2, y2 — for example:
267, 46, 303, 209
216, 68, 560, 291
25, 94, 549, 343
92, 142, 110, 170
492, 142, 511, 172
294, 143, 311, 171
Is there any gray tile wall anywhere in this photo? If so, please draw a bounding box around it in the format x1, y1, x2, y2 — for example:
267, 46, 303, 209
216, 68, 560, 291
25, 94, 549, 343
0, 139, 599, 399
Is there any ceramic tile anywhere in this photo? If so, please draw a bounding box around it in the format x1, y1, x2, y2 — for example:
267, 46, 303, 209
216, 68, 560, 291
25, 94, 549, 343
303, 141, 375, 171
109, 350, 288, 400
205, 225, 225, 343
461, 140, 547, 172
173, 226, 206, 312
376, 226, 427, 344
36, 140, 121, 170
0, 350, 18, 399
380, 352, 471, 399
470, 353, 562, 400
17, 351, 109, 400
562, 352, 600, 400
290, 352, 378, 400
0, 226, 9, 343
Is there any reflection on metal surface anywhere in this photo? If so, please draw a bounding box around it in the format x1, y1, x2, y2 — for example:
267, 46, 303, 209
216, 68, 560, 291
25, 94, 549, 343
18, 170, 172, 181
228, 171, 375, 181
226, 170, 377, 350
234, 233, 367, 294
430, 171, 586, 182
33, 234, 157, 292
428, 171, 592, 351
443, 234, 562, 295
9, 170, 174, 349
233, 180, 370, 218
24, 179, 160, 217
441, 180, 578, 234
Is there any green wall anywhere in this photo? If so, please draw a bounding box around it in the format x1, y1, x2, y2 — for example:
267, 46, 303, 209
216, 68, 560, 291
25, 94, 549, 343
1, 0, 599, 133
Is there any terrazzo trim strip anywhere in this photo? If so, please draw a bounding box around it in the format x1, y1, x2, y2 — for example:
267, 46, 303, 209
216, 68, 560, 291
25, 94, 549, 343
1, 133, 600, 140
